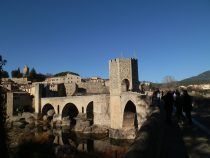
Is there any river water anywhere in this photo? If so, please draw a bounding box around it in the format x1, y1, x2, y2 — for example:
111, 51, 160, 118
9, 125, 133, 158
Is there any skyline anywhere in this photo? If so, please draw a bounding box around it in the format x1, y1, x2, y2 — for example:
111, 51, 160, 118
1, 0, 210, 83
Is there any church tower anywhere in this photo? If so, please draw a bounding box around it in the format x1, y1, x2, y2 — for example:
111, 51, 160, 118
23, 65, 29, 77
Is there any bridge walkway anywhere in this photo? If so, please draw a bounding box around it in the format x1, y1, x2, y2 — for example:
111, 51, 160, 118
160, 120, 189, 158
160, 117, 210, 158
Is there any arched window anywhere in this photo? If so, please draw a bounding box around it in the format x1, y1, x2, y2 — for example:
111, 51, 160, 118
121, 79, 130, 92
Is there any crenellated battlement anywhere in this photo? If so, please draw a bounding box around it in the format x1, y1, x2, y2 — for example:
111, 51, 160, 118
109, 57, 139, 95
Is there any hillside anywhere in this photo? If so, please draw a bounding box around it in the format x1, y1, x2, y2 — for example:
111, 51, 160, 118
54, 71, 80, 77
179, 70, 210, 85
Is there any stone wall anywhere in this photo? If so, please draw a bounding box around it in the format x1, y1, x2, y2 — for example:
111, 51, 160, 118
6, 92, 14, 116
64, 83, 77, 96
78, 82, 109, 94
36, 81, 108, 97
119, 59, 133, 90
10, 77, 30, 84
6, 92, 33, 116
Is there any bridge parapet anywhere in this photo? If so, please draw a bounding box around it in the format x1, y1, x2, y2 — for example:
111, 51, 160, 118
125, 105, 165, 158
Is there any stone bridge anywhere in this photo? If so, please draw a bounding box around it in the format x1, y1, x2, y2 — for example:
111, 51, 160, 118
40, 94, 111, 126
33, 58, 150, 130
37, 91, 149, 129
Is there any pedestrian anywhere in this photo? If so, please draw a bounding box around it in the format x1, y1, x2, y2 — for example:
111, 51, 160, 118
162, 91, 174, 124
182, 90, 193, 125
174, 90, 184, 122
152, 90, 157, 105
157, 89, 161, 103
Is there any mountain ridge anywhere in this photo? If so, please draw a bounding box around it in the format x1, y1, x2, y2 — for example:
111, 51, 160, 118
179, 70, 210, 85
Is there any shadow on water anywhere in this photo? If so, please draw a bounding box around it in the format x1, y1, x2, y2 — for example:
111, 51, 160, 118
10, 126, 131, 158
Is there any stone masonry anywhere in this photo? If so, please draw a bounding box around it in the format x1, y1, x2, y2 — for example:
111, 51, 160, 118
6, 58, 150, 138
33, 58, 149, 132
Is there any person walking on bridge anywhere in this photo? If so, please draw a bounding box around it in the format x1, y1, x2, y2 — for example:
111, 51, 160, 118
175, 90, 184, 123
162, 91, 174, 124
182, 90, 193, 125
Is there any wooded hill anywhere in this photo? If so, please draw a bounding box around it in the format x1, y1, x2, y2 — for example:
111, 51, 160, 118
54, 71, 80, 77
179, 70, 210, 85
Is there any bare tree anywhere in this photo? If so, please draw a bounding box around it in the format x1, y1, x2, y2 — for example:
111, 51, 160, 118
162, 75, 177, 90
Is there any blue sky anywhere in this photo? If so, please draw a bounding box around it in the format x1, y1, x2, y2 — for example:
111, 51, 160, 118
0, 0, 210, 82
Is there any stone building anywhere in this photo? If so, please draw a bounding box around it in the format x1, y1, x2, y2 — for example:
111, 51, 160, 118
44, 73, 81, 84
41, 73, 81, 96
7, 92, 33, 116
41, 73, 109, 96
1, 79, 14, 91
9, 77, 31, 85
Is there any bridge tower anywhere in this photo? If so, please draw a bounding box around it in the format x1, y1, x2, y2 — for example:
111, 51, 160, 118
109, 58, 139, 129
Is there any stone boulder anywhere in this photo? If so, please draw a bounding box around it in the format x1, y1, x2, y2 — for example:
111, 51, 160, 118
43, 114, 53, 123
109, 128, 136, 140
12, 118, 28, 128
9, 116, 22, 122
21, 112, 34, 118
25, 116, 36, 124
53, 114, 61, 122
62, 119, 70, 127
9, 112, 34, 121
54, 120, 62, 128
83, 125, 108, 134
43, 115, 48, 121
47, 109, 55, 117
74, 120, 90, 132
91, 125, 109, 134
62, 116, 69, 121
12, 121, 25, 127
24, 123, 36, 131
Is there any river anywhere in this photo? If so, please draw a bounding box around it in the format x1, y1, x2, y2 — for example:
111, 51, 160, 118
8, 125, 133, 158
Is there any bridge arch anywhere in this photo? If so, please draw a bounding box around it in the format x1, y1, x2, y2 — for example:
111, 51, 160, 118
86, 101, 94, 125
42, 103, 55, 121
42, 103, 55, 116
121, 79, 130, 92
62, 103, 79, 119
123, 100, 138, 129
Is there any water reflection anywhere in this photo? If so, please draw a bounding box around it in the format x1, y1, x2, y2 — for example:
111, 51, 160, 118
10, 126, 132, 158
